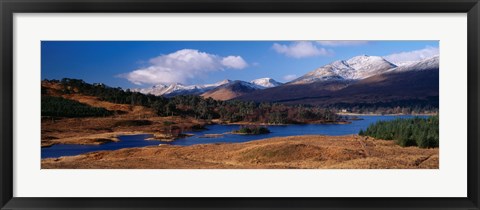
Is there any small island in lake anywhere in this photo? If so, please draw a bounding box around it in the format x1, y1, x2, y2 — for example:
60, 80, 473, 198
232, 125, 271, 135
41, 40, 439, 169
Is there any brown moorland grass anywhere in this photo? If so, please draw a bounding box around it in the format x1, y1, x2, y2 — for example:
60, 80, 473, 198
41, 84, 208, 147
42, 135, 439, 169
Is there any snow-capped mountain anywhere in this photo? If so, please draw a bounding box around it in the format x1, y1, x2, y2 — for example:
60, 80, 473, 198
387, 56, 439, 73
290, 55, 397, 84
236, 55, 439, 104
134, 79, 232, 96
134, 78, 282, 97
250, 78, 283, 88
134, 55, 439, 100
387, 60, 418, 66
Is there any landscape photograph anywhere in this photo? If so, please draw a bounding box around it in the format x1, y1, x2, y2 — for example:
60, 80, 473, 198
40, 41, 439, 169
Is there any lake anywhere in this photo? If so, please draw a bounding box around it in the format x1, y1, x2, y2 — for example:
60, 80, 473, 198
41, 115, 427, 159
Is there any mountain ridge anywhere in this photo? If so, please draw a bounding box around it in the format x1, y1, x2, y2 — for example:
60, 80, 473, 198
289, 55, 397, 85
132, 79, 232, 97
133, 78, 282, 97
235, 55, 439, 106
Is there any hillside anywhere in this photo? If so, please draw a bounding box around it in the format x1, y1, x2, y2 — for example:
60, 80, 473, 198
236, 79, 353, 102
201, 80, 263, 100
42, 81, 155, 117
41, 81, 207, 147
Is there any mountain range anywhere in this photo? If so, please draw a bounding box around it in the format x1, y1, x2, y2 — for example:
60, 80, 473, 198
132, 79, 232, 97
237, 55, 439, 106
133, 55, 439, 106
134, 77, 282, 98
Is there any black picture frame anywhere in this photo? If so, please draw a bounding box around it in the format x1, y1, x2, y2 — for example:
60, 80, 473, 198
1, 0, 479, 209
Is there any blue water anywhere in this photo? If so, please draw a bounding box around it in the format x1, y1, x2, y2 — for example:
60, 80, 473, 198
41, 115, 427, 159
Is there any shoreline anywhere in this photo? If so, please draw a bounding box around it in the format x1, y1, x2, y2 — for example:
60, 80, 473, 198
42, 131, 196, 147
41, 113, 433, 148
41, 131, 156, 148
337, 113, 438, 116
216, 120, 351, 126
41, 115, 209, 147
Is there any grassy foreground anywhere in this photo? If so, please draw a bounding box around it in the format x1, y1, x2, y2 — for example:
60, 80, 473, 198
42, 135, 438, 169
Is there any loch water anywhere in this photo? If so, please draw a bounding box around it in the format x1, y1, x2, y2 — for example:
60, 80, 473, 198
41, 115, 427, 159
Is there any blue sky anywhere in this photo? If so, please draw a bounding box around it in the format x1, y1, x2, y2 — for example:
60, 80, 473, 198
42, 41, 439, 89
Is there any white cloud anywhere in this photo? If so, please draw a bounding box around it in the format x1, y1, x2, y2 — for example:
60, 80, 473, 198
283, 74, 298, 82
221, 56, 248, 69
120, 49, 248, 85
272, 41, 331, 58
316, 41, 369, 46
383, 46, 439, 66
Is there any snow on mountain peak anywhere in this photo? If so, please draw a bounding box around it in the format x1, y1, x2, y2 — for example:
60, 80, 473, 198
250, 78, 283, 88
204, 79, 232, 88
290, 55, 396, 84
134, 80, 233, 96
134, 78, 283, 97
344, 55, 396, 78
387, 56, 439, 73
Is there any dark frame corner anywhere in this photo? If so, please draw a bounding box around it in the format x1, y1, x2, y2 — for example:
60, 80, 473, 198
1, 0, 479, 209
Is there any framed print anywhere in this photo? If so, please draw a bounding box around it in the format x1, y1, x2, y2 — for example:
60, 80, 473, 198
1, 0, 479, 209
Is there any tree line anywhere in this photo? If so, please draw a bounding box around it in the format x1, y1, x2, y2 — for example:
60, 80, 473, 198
330, 98, 439, 115
42, 96, 113, 117
359, 116, 439, 148
43, 78, 341, 124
